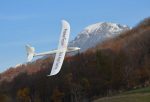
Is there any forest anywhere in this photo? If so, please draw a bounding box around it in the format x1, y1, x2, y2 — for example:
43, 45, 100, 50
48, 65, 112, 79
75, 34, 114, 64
0, 18, 150, 102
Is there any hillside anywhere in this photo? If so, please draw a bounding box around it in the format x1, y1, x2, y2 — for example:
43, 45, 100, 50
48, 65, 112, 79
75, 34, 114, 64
0, 22, 129, 82
94, 87, 150, 102
0, 18, 150, 102
0, 58, 53, 82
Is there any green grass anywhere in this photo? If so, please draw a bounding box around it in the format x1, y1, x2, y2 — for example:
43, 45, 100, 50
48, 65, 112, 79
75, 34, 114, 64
123, 87, 150, 94
93, 87, 150, 102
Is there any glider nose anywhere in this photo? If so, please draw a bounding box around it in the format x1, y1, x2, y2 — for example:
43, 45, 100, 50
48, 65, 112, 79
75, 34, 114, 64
76, 47, 80, 50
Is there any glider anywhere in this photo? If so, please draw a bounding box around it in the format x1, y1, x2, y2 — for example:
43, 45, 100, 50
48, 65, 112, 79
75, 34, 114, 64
25, 20, 80, 76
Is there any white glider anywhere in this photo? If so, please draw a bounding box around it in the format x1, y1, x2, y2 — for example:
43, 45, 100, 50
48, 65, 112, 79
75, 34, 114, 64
25, 20, 80, 76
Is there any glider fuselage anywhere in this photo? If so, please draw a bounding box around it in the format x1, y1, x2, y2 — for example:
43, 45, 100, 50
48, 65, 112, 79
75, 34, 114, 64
35, 47, 80, 56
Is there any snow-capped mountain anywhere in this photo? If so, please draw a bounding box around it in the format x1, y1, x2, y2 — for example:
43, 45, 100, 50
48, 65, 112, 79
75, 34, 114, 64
69, 22, 130, 51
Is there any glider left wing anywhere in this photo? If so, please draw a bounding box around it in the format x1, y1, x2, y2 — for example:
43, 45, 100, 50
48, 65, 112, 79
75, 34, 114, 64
48, 20, 70, 76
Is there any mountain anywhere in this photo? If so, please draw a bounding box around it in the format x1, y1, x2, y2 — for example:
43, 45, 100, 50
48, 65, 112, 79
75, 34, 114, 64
69, 22, 129, 51
0, 22, 130, 82
0, 18, 150, 102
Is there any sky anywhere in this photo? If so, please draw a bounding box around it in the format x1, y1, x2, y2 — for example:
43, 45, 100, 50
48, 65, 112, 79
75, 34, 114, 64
0, 0, 150, 72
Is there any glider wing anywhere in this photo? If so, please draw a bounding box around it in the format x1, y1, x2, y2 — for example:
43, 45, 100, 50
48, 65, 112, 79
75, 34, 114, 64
48, 20, 70, 76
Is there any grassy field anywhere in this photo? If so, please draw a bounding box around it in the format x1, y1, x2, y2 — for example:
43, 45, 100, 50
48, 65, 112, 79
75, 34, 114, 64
93, 87, 150, 102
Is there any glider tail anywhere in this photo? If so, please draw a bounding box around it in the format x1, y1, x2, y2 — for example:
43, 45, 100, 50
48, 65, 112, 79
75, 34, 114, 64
25, 45, 35, 62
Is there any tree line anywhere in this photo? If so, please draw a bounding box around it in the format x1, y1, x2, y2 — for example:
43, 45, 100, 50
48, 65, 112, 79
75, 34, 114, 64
0, 17, 150, 102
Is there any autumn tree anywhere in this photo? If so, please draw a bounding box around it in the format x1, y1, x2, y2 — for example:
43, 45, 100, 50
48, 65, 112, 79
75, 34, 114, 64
17, 87, 31, 102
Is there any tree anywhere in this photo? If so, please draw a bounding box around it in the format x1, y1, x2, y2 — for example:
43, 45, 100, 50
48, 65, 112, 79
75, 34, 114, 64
51, 87, 64, 102
17, 87, 31, 102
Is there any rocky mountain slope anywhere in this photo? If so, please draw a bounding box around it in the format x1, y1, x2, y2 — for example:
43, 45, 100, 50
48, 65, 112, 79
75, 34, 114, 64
69, 22, 129, 51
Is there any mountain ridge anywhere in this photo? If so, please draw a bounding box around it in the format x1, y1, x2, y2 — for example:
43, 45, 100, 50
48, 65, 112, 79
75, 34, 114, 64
0, 18, 150, 102
0, 21, 130, 82
69, 22, 129, 51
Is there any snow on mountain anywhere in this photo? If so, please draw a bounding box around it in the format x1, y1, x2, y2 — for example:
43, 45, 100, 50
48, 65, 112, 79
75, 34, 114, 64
69, 22, 130, 52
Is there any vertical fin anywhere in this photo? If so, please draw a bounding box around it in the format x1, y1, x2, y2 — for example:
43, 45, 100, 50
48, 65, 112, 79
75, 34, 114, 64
25, 45, 35, 62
